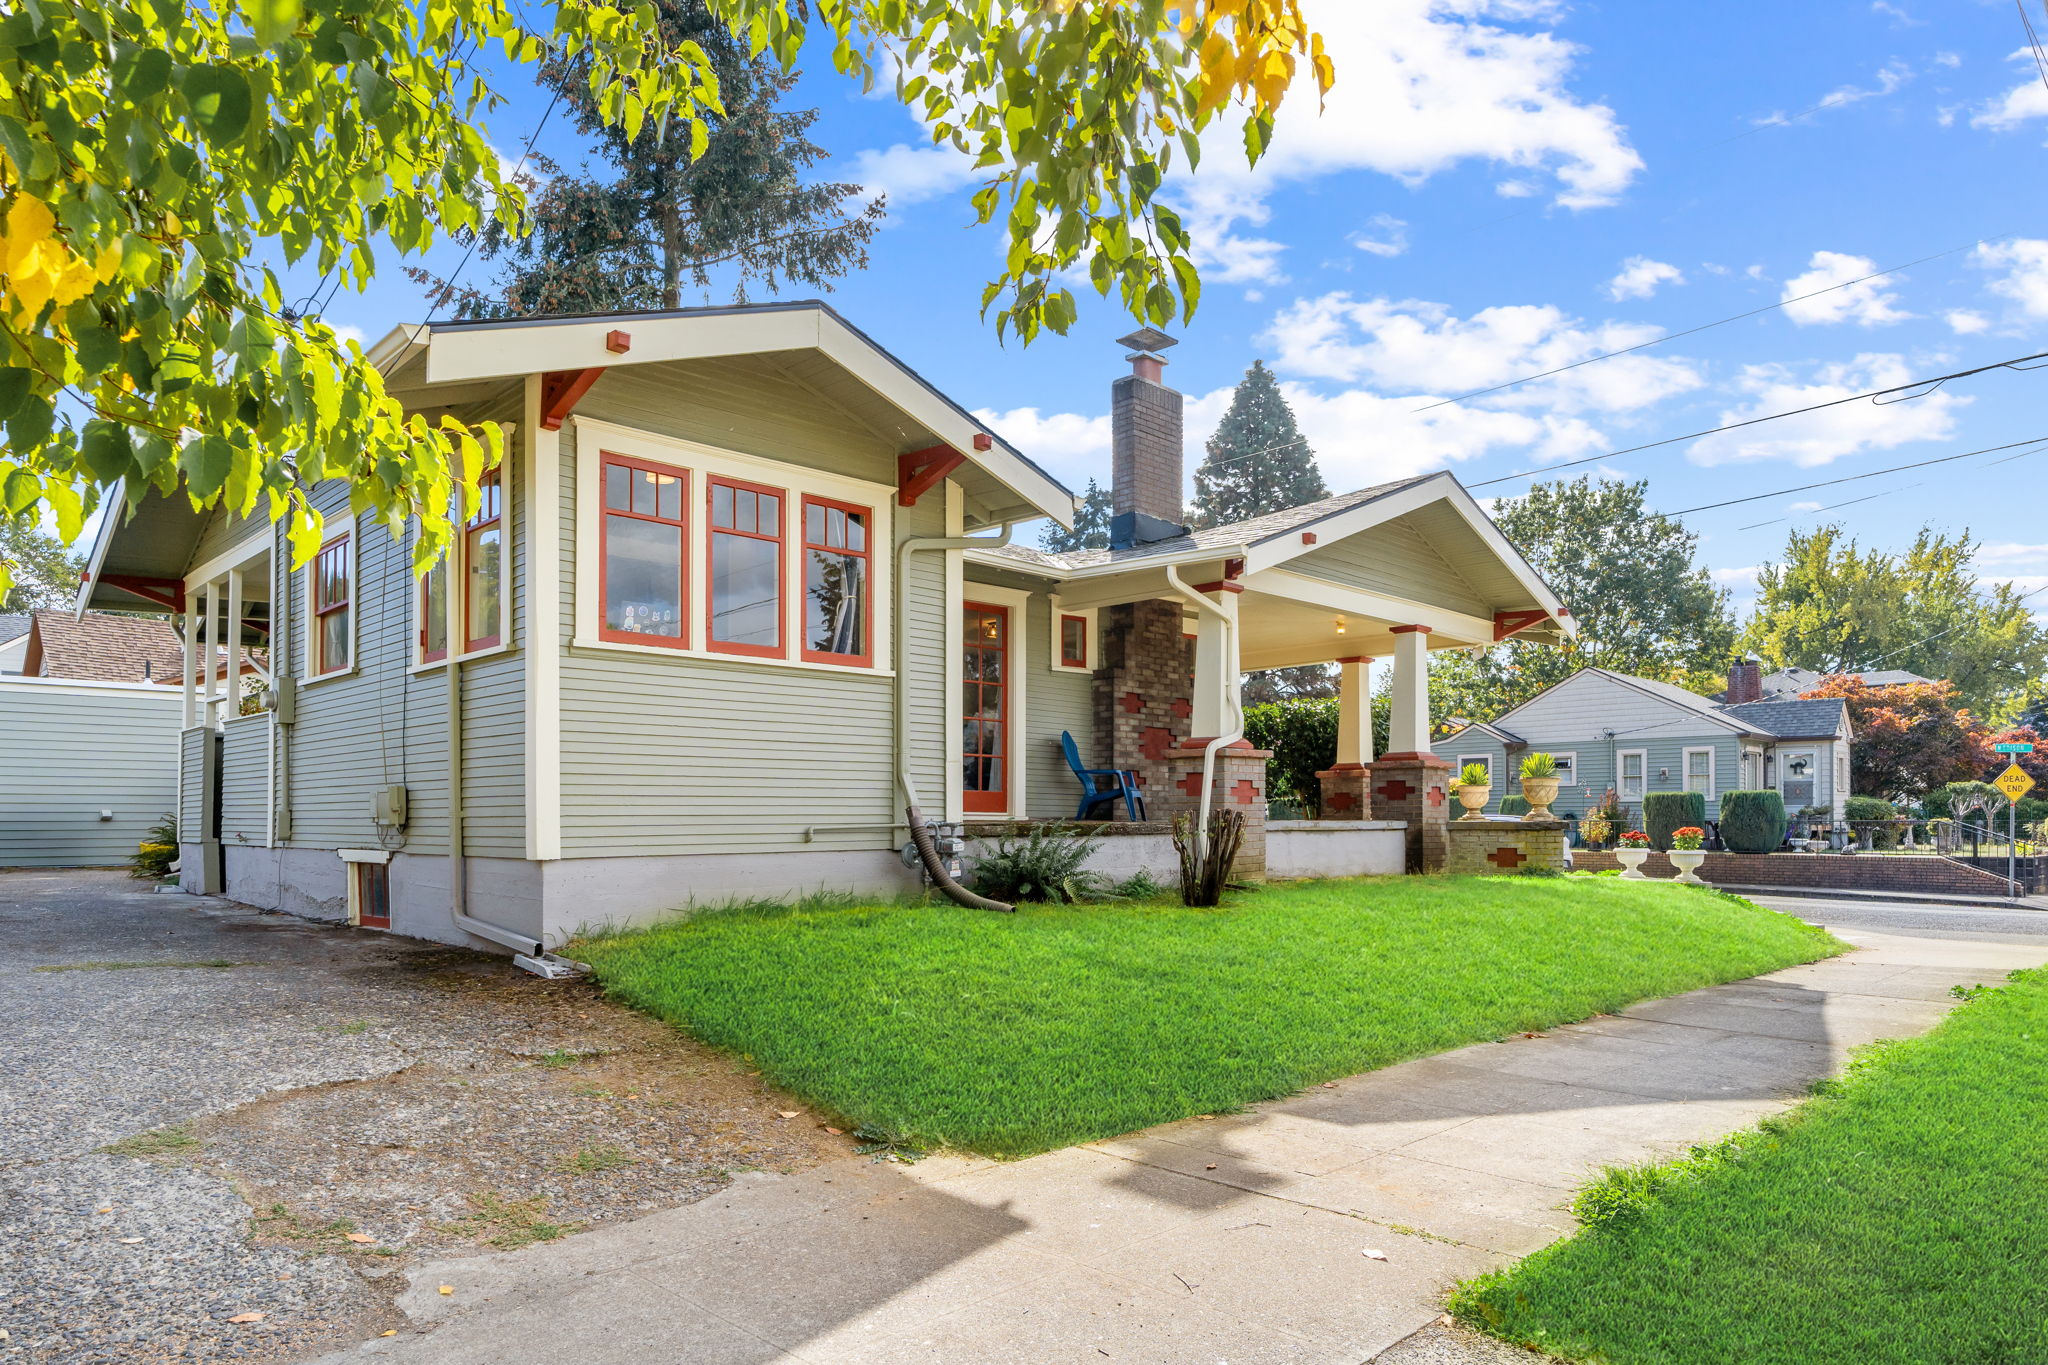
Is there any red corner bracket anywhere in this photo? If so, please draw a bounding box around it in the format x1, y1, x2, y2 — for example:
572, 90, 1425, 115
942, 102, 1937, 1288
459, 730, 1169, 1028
897, 444, 965, 507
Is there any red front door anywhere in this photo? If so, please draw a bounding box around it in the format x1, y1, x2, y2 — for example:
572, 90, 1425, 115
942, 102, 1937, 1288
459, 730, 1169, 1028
963, 602, 1009, 814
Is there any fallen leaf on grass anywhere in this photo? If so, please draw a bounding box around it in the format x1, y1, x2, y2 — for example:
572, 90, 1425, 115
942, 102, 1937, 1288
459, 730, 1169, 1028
438, 1285, 454, 1296
1322, 1082, 1337, 1089
382, 1330, 398, 1338
1362, 1249, 1387, 1261
345, 1233, 376, 1244
777, 1111, 800, 1119
227, 1313, 266, 1324
822, 1126, 844, 1135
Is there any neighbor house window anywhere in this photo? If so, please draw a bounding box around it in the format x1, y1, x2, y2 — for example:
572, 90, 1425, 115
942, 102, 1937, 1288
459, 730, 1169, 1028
464, 467, 503, 651
1458, 754, 1492, 787
1060, 614, 1089, 669
312, 533, 351, 676
1550, 752, 1577, 788
800, 495, 870, 666
602, 453, 688, 647
1618, 749, 1646, 802
708, 475, 784, 657
1685, 746, 1716, 797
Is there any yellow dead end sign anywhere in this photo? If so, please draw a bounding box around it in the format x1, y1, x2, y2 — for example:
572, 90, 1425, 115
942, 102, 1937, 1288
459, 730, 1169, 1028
1995, 763, 2036, 802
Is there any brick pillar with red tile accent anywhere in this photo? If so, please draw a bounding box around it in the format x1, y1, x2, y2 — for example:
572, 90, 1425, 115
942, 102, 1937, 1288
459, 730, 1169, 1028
1093, 599, 1195, 807
1445, 819, 1568, 876
1158, 740, 1272, 880
1315, 766, 1372, 820
1367, 752, 1453, 872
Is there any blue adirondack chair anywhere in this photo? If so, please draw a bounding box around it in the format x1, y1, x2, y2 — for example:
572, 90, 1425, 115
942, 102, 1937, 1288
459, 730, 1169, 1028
1061, 731, 1147, 821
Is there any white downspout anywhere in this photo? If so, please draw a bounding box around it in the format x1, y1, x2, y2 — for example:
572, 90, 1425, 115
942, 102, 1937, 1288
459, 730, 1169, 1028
446, 651, 552, 958
1166, 565, 1245, 861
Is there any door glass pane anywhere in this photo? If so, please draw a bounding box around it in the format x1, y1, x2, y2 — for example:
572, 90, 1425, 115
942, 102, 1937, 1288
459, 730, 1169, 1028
711, 531, 780, 646
605, 514, 683, 637
805, 548, 866, 657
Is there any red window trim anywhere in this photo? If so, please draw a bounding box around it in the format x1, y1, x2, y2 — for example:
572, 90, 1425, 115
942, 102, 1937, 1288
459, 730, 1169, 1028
798, 493, 873, 668
463, 467, 504, 653
1058, 613, 1089, 669
705, 473, 786, 660
312, 533, 351, 676
599, 451, 691, 650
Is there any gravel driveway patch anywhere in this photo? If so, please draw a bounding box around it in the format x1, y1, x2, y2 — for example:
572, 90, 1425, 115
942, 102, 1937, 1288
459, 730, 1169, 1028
1, 870, 844, 1363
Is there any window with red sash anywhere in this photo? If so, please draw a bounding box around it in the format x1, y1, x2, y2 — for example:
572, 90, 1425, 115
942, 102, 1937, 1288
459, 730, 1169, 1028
707, 475, 784, 658
800, 495, 871, 666
601, 453, 689, 647
312, 534, 351, 675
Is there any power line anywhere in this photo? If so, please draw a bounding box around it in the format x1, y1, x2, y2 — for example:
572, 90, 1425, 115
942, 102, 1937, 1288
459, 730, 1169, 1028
1662, 435, 2048, 517
1734, 481, 1923, 532
1414, 235, 2012, 414
1467, 347, 2048, 490
2020, 0, 2048, 95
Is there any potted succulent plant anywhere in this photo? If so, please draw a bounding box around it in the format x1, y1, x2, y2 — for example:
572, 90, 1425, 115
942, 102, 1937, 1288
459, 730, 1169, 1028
1519, 751, 1562, 819
1667, 826, 1708, 884
1448, 762, 1493, 821
1615, 829, 1653, 879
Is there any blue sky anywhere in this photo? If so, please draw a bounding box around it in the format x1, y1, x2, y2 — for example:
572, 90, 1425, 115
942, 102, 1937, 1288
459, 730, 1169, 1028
322, 0, 2048, 620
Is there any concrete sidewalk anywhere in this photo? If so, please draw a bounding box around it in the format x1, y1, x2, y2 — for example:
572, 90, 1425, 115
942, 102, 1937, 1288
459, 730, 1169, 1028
319, 925, 2048, 1365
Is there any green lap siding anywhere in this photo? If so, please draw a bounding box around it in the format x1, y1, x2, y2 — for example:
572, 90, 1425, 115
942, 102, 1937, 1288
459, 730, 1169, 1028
0, 680, 182, 867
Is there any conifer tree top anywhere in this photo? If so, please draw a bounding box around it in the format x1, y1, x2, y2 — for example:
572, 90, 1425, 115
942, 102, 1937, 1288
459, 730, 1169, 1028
1191, 360, 1329, 529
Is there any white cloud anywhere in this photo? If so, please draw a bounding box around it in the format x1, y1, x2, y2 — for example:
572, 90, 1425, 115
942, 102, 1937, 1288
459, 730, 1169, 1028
1349, 214, 1410, 258
1753, 60, 1913, 128
1606, 256, 1684, 301
1987, 573, 2048, 595
1711, 565, 1761, 590
1788, 501, 1825, 512
1933, 51, 1961, 69
1780, 250, 1912, 326
848, 143, 981, 217
1173, 0, 1641, 284
1946, 308, 1991, 335
1977, 542, 2048, 566
1973, 238, 2048, 318
1871, 3, 1922, 28
1261, 292, 1703, 414
971, 406, 1111, 486
1688, 353, 1964, 468
1972, 50, 2048, 129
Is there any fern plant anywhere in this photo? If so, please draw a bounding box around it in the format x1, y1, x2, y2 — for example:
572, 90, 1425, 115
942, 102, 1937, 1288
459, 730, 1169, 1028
969, 823, 1110, 904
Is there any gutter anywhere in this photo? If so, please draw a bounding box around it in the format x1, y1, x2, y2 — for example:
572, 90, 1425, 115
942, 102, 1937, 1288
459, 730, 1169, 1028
1164, 565, 1245, 862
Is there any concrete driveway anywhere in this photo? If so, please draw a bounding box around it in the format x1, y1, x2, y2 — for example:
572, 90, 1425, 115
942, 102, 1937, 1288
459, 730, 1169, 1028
0, 871, 842, 1364
306, 895, 2048, 1365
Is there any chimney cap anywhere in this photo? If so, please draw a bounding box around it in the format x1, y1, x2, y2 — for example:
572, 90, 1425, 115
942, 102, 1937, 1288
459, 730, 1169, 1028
1114, 327, 1178, 353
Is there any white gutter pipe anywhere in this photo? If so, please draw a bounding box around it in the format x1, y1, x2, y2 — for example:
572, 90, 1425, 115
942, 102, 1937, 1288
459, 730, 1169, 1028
1165, 565, 1245, 862
446, 652, 554, 959
895, 522, 1017, 912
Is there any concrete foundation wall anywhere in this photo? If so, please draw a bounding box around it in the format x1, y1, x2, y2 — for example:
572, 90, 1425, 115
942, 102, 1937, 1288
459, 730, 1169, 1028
219, 844, 544, 949
1267, 822, 1407, 879
541, 849, 925, 936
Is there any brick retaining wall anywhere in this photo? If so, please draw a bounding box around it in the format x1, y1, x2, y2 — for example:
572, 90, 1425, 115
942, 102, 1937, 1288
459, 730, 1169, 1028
1575, 850, 2018, 896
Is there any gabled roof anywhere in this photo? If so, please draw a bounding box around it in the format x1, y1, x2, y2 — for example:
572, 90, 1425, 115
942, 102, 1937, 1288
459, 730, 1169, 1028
1440, 718, 1527, 748
0, 614, 29, 647
1721, 698, 1851, 740
23, 611, 185, 683
1759, 666, 1931, 698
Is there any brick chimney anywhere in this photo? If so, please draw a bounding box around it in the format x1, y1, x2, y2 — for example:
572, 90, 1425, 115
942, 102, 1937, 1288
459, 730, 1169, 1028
1109, 327, 1186, 549
1726, 657, 1763, 705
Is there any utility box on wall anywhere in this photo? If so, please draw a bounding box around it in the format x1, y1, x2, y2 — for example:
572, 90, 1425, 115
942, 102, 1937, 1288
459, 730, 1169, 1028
372, 784, 409, 828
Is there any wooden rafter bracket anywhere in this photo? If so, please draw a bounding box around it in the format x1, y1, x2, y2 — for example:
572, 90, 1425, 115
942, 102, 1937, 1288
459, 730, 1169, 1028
95, 572, 185, 612
897, 444, 965, 507
1493, 608, 1553, 642
540, 368, 606, 431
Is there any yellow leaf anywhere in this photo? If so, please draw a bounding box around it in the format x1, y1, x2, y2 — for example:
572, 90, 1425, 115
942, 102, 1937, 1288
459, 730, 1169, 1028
227, 1312, 266, 1323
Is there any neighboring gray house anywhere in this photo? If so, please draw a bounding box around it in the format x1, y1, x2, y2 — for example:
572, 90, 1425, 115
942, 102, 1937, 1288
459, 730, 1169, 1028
1752, 665, 1931, 701
0, 614, 29, 675
1434, 667, 1853, 825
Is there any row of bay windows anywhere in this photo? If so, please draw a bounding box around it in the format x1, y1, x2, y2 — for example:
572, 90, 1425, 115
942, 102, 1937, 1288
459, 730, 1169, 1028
302, 444, 878, 678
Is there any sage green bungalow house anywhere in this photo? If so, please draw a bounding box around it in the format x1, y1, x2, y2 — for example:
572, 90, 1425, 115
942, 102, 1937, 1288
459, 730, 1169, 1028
77, 304, 1570, 952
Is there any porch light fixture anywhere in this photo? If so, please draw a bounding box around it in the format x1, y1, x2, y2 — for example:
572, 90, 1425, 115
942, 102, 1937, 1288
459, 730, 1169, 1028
1334, 616, 1347, 634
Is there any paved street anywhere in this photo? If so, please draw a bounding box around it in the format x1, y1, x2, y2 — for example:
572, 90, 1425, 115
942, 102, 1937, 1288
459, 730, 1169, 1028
310, 895, 2048, 1365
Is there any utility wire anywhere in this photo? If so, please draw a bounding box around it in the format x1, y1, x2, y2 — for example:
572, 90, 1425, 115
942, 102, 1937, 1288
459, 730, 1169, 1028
2020, 0, 2048, 95
1467, 347, 2048, 490
1662, 435, 2048, 517
1414, 235, 2012, 413
1734, 481, 1923, 532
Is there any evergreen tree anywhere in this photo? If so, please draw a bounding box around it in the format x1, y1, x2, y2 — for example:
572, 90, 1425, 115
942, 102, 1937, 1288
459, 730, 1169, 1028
1190, 360, 1328, 529
417, 0, 881, 317
1042, 479, 1113, 553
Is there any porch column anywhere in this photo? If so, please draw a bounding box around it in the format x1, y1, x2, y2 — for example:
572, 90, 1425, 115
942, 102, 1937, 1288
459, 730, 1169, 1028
225, 567, 244, 720
200, 579, 219, 726
1189, 584, 1241, 740
180, 607, 197, 729
1369, 624, 1450, 872
1316, 657, 1374, 818
1386, 625, 1430, 756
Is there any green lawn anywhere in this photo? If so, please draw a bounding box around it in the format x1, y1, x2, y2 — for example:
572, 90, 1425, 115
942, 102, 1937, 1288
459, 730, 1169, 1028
1452, 966, 2048, 1365
574, 877, 1839, 1157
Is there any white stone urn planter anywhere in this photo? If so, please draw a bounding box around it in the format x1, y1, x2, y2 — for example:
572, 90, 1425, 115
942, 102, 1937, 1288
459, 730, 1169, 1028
1667, 849, 1708, 884
1614, 848, 1651, 879
1519, 776, 1561, 819
1454, 785, 1492, 820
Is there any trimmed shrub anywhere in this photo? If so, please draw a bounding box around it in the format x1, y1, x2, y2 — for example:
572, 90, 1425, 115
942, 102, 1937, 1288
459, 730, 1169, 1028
1643, 791, 1707, 851
1718, 790, 1788, 853
1845, 794, 1899, 849
1499, 795, 1530, 816
1242, 698, 1338, 815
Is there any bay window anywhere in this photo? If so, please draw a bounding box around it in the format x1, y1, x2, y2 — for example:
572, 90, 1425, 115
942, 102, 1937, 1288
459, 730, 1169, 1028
708, 475, 784, 657
464, 467, 503, 651
801, 495, 870, 666
602, 453, 688, 647
312, 533, 351, 676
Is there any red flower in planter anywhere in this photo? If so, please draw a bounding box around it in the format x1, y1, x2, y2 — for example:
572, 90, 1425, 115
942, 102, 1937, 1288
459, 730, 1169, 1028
1671, 826, 1706, 851
1618, 830, 1652, 848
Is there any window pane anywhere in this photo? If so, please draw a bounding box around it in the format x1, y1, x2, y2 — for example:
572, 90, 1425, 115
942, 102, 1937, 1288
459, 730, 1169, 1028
422, 568, 447, 657
605, 463, 630, 510
712, 483, 734, 528
605, 513, 683, 638
320, 606, 349, 672
734, 488, 756, 532
656, 474, 680, 521
806, 502, 826, 544
711, 531, 780, 646
467, 524, 502, 645
1061, 616, 1086, 664
805, 548, 866, 658
632, 468, 657, 515
758, 492, 778, 529
826, 506, 845, 548
845, 511, 866, 553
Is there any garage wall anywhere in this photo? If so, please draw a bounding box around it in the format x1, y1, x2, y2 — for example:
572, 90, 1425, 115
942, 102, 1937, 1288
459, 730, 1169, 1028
0, 677, 183, 866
